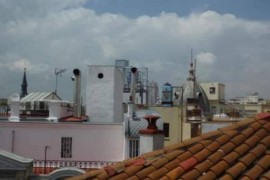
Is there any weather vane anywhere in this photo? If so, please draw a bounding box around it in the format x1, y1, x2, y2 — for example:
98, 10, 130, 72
55, 68, 66, 94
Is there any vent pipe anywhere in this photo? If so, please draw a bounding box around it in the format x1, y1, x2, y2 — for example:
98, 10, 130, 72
73, 69, 81, 118
127, 67, 137, 118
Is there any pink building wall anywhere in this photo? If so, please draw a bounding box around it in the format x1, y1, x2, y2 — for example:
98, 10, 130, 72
0, 121, 125, 162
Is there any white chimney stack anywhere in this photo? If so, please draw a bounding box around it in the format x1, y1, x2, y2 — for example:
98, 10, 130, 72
9, 101, 20, 122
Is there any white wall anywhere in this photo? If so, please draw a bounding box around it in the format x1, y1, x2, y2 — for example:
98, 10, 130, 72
0, 122, 125, 162
86, 66, 124, 123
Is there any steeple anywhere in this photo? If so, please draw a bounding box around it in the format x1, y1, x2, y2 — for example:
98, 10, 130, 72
20, 65, 28, 98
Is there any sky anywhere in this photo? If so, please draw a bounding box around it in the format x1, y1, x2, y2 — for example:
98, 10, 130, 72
1, 0, 270, 102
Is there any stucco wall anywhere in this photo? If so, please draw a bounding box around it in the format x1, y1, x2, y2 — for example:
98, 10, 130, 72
0, 122, 125, 162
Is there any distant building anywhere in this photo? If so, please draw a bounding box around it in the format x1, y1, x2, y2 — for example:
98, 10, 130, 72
228, 93, 270, 117
148, 81, 159, 106
200, 82, 226, 115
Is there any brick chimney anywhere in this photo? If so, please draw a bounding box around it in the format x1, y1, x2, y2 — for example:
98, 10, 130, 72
139, 115, 164, 155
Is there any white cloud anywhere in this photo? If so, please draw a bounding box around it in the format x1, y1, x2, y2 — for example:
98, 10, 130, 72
197, 52, 217, 64
0, 1, 270, 100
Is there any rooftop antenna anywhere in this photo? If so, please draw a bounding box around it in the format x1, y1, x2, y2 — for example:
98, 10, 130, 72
55, 68, 66, 95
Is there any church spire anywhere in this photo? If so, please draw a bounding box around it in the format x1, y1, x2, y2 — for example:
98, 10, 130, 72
20, 63, 28, 98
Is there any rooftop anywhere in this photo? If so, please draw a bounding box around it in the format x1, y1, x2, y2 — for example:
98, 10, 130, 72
69, 113, 270, 180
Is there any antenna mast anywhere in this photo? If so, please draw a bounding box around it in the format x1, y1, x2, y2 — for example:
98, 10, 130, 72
55, 68, 66, 94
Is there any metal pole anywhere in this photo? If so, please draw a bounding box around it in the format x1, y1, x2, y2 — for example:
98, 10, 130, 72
44, 145, 51, 174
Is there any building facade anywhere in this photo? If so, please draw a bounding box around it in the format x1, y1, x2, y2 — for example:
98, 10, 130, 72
200, 82, 226, 115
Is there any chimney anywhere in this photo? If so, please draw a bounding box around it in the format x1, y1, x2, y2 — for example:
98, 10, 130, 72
9, 101, 20, 122
47, 100, 62, 122
73, 68, 81, 118
139, 115, 164, 155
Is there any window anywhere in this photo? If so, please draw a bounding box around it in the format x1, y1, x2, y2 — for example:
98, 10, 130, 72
163, 123, 170, 138
209, 87, 216, 94
61, 137, 72, 158
129, 139, 139, 158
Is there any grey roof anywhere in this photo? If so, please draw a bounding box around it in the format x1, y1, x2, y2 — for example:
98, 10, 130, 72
20, 92, 60, 102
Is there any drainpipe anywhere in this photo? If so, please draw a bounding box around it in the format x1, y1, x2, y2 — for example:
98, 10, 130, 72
11, 130, 15, 153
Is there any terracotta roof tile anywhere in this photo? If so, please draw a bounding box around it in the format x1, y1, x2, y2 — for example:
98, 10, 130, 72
126, 175, 140, 180
179, 157, 198, 171
262, 122, 270, 131
207, 150, 226, 164
165, 166, 185, 179
142, 149, 164, 159
249, 121, 262, 131
147, 167, 168, 179
229, 134, 246, 146
226, 162, 247, 178
164, 159, 181, 171
198, 140, 212, 147
135, 166, 156, 179
215, 135, 230, 145
243, 165, 265, 179
70, 115, 270, 180
194, 159, 213, 174
177, 151, 193, 161
222, 151, 240, 164
221, 129, 238, 138
244, 135, 260, 148
150, 157, 168, 169
200, 130, 221, 140
109, 172, 128, 180
124, 165, 143, 177
209, 160, 229, 176
241, 127, 255, 138
219, 174, 234, 180
250, 144, 267, 158
260, 136, 270, 147
162, 150, 183, 161
254, 128, 268, 139
187, 143, 204, 154
234, 143, 250, 156
239, 153, 257, 167
181, 169, 201, 180
261, 170, 270, 179
197, 171, 216, 180
256, 155, 270, 170
219, 142, 236, 154
206, 141, 221, 152
193, 148, 211, 162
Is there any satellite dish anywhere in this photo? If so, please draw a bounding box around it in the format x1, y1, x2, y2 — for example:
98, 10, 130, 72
8, 93, 20, 104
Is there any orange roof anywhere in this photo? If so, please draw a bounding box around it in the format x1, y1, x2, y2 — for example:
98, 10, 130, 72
68, 113, 270, 180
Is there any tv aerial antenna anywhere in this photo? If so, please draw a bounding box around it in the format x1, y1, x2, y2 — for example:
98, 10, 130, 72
55, 68, 66, 94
